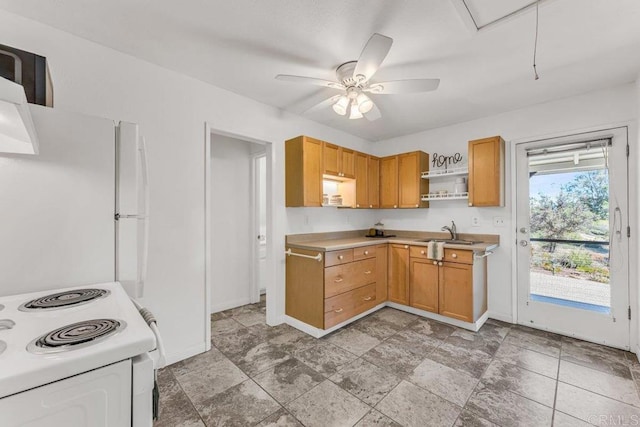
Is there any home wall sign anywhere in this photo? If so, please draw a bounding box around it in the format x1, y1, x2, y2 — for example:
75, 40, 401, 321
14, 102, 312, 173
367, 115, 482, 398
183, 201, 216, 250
432, 152, 463, 168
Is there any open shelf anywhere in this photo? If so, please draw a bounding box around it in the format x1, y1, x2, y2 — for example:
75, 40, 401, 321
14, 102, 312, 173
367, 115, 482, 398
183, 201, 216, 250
421, 167, 468, 179
421, 192, 469, 201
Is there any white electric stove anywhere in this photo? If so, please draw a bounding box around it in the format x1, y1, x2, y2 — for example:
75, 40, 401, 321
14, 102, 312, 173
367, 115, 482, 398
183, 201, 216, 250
0, 282, 161, 427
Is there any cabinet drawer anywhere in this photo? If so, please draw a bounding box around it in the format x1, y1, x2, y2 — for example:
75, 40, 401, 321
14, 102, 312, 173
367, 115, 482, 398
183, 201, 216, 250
443, 249, 473, 264
353, 246, 376, 260
324, 283, 377, 329
409, 245, 430, 259
325, 258, 376, 298
325, 249, 353, 267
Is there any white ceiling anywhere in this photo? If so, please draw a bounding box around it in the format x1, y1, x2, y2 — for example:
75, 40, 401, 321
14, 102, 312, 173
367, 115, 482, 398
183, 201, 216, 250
1, 0, 639, 141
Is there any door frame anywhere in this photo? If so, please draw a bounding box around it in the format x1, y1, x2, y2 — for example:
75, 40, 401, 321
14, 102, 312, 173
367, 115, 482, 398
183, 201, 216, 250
251, 151, 267, 303
204, 123, 275, 351
510, 122, 637, 352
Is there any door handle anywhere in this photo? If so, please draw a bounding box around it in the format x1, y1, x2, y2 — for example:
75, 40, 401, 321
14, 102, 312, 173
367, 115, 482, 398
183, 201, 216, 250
520, 240, 529, 247
519, 227, 528, 234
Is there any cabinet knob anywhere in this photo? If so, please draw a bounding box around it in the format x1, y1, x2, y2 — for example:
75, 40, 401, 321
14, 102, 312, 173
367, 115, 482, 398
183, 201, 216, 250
438, 262, 443, 266
338, 255, 344, 260
356, 204, 360, 207
421, 250, 425, 255
369, 205, 373, 208
364, 270, 372, 275
334, 277, 344, 283
468, 203, 473, 207
451, 253, 458, 259
415, 204, 418, 207
433, 261, 438, 265
404, 245, 409, 249
363, 296, 372, 301
364, 250, 369, 255
334, 308, 343, 313
394, 205, 397, 208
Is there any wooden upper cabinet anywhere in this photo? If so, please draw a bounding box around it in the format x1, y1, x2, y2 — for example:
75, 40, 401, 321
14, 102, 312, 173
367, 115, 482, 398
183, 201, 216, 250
323, 142, 354, 178
323, 142, 340, 176
354, 152, 368, 209
380, 156, 399, 208
468, 136, 505, 207
388, 244, 410, 305
398, 151, 429, 208
368, 156, 380, 208
285, 136, 323, 207
341, 148, 355, 178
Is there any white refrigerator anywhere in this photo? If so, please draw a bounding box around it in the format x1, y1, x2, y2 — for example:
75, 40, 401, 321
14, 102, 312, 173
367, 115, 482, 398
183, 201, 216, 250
0, 104, 149, 298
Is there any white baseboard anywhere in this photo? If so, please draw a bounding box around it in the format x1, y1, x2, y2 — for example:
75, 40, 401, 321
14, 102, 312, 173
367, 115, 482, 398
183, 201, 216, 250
636, 345, 640, 364
487, 311, 514, 324
284, 303, 386, 338
164, 341, 207, 366
386, 302, 488, 332
210, 297, 253, 314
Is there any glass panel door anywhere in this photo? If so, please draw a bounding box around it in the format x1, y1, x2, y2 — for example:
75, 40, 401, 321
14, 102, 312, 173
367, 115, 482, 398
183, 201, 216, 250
516, 128, 629, 349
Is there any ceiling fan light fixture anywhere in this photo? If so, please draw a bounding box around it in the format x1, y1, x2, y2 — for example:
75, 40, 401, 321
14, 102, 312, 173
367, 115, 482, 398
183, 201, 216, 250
356, 93, 374, 114
332, 96, 349, 116
349, 101, 363, 120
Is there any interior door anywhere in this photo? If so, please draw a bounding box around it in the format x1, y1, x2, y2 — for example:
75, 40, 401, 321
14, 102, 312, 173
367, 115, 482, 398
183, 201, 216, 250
254, 154, 267, 298
515, 127, 629, 349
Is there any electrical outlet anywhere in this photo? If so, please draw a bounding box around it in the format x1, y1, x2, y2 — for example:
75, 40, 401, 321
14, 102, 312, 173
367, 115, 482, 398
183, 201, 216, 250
471, 217, 480, 227
493, 216, 505, 227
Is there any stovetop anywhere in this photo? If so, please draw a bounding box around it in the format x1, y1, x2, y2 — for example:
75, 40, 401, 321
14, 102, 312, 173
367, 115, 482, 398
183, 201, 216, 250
0, 282, 155, 399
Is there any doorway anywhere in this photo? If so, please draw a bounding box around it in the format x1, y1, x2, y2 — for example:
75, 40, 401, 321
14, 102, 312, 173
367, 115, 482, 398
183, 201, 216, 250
204, 126, 274, 350
515, 127, 630, 349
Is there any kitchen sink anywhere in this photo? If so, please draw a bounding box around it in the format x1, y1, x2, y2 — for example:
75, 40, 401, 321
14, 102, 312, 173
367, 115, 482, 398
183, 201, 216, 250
414, 239, 479, 245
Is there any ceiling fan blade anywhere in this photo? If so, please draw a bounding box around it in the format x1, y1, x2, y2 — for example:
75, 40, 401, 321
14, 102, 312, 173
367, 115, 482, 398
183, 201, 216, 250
364, 79, 440, 94
353, 33, 393, 83
275, 74, 344, 89
304, 95, 342, 114
363, 103, 382, 121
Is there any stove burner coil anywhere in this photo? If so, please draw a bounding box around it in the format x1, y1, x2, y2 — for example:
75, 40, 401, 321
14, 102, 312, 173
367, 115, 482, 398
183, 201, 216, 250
19, 289, 109, 311
27, 319, 125, 354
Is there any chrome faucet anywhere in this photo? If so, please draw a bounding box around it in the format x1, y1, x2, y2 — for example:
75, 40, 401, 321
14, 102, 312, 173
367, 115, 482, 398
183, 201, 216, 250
441, 221, 458, 241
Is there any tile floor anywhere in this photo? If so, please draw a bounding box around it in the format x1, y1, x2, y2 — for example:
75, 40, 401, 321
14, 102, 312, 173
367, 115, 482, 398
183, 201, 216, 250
154, 297, 640, 427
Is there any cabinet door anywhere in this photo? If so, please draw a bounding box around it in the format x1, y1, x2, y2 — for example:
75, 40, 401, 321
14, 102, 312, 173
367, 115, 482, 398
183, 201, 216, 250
285, 136, 322, 207
398, 152, 421, 208
388, 244, 409, 305
380, 156, 398, 208
438, 262, 473, 322
410, 259, 439, 313
341, 148, 355, 178
368, 157, 380, 208
323, 142, 340, 176
354, 152, 368, 208
375, 244, 388, 302
468, 136, 504, 207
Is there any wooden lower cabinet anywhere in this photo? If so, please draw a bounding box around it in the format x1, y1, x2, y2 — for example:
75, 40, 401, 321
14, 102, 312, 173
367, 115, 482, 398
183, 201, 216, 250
286, 245, 382, 329
438, 262, 473, 322
409, 258, 439, 313
388, 244, 409, 305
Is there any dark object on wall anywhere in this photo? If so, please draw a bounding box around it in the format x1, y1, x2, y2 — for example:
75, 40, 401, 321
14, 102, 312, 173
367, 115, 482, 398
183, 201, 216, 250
0, 43, 53, 106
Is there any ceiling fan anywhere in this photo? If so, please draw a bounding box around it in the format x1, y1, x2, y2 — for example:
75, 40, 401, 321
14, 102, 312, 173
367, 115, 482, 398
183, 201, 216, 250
275, 33, 440, 121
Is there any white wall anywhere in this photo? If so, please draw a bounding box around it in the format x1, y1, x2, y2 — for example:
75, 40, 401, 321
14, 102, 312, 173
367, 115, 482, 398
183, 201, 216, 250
210, 135, 258, 312
0, 10, 372, 364
371, 84, 638, 331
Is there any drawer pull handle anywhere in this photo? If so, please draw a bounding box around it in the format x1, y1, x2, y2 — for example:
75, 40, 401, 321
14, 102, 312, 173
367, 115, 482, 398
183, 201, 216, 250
338, 255, 344, 260
363, 296, 373, 301
433, 261, 438, 265
451, 253, 458, 259
334, 308, 343, 313
438, 262, 443, 266
404, 245, 409, 249
364, 250, 369, 255
334, 277, 344, 283
364, 270, 372, 275
421, 250, 425, 255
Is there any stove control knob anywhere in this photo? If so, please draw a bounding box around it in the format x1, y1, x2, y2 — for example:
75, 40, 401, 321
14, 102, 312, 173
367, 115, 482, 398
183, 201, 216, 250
0, 319, 16, 330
